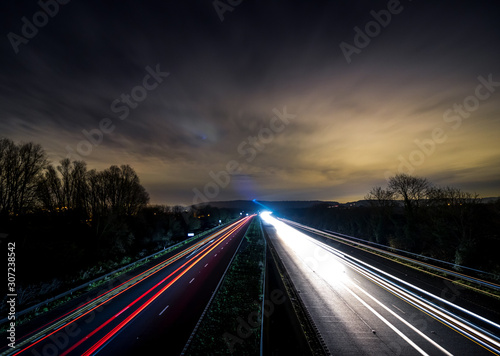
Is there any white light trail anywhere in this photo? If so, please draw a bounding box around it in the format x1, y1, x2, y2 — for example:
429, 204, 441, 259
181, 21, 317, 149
263, 213, 500, 355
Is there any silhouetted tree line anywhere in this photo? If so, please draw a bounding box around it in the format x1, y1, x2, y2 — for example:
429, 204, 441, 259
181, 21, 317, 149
280, 173, 500, 276
0, 138, 239, 290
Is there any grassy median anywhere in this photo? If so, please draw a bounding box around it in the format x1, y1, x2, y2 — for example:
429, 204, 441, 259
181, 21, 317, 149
186, 218, 266, 356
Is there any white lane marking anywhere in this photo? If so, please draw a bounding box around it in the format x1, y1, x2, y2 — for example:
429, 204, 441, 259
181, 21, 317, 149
392, 304, 406, 315
287, 231, 450, 355
189, 278, 195, 284
342, 283, 430, 356
204, 264, 208, 267
353, 283, 453, 356
314, 234, 500, 332
215, 254, 217, 257
305, 232, 500, 351
159, 305, 169, 316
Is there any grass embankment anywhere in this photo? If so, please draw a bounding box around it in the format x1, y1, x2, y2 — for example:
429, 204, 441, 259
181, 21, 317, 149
186, 218, 266, 356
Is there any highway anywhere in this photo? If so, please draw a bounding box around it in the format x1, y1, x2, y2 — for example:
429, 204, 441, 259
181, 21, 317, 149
261, 212, 500, 355
2, 216, 253, 356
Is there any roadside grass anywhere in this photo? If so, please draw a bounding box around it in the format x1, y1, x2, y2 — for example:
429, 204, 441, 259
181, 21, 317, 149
186, 218, 266, 356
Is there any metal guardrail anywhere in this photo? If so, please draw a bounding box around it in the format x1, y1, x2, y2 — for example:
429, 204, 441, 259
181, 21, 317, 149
0, 222, 235, 326
325, 229, 498, 278
263, 222, 330, 355
259, 217, 267, 356
280, 218, 500, 292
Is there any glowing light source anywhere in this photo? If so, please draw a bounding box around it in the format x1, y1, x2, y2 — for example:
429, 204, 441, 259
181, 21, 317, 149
262, 213, 346, 283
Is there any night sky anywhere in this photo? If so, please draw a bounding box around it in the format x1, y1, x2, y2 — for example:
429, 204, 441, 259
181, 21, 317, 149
1, 0, 499, 205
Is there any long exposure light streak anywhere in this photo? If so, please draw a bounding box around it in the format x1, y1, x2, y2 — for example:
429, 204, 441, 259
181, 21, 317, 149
79, 216, 252, 355
261, 212, 500, 355
6, 217, 251, 356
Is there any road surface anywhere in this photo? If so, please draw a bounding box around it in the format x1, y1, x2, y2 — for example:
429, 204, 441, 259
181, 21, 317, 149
261, 212, 500, 355
2, 216, 253, 356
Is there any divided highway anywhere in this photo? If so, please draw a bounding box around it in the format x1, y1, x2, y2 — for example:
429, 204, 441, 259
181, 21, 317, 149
2, 216, 253, 356
261, 212, 500, 355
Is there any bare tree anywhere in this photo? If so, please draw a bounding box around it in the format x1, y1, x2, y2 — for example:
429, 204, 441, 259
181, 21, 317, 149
36, 165, 62, 211
87, 169, 105, 218
87, 165, 149, 218
118, 165, 149, 215
37, 159, 89, 213
427, 186, 480, 207
365, 186, 396, 244
103, 165, 149, 215
69, 160, 88, 212
0, 138, 47, 215
0, 138, 16, 214
57, 158, 87, 209
365, 186, 395, 209
426, 186, 480, 267
387, 173, 430, 215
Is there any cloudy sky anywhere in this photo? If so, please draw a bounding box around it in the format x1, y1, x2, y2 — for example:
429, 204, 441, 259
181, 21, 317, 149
1, 0, 499, 205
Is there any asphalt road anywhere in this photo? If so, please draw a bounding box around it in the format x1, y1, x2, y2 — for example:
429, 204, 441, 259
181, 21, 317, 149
3, 216, 253, 356
262, 213, 500, 356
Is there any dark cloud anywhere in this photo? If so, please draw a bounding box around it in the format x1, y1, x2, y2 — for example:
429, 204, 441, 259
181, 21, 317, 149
1, 0, 499, 204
